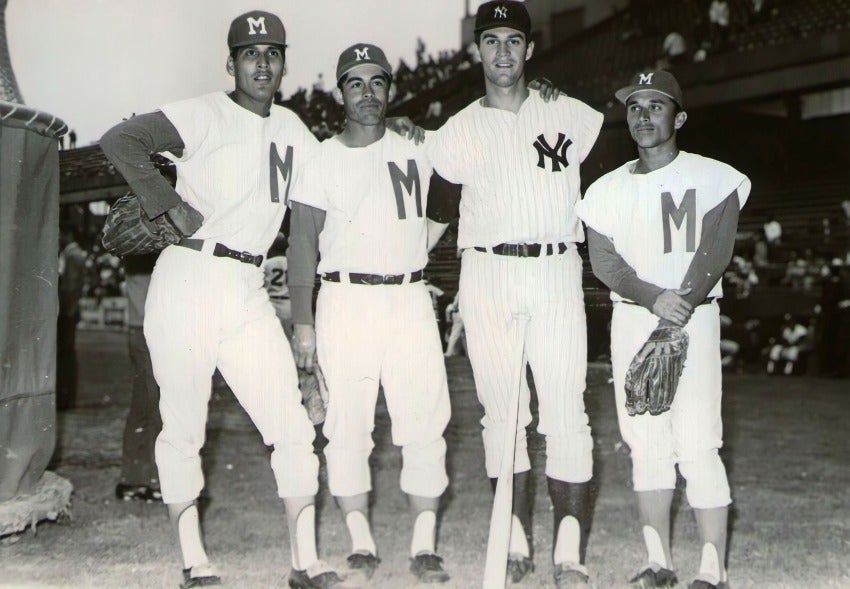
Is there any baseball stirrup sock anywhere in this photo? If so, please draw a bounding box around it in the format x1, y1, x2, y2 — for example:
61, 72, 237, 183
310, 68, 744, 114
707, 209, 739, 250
698, 542, 724, 584
346, 510, 377, 556
291, 505, 318, 571
410, 510, 437, 557
509, 514, 531, 557
642, 525, 669, 569
176, 504, 208, 569
553, 516, 580, 565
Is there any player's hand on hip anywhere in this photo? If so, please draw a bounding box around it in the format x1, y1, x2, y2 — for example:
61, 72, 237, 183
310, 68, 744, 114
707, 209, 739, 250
528, 77, 561, 102
166, 201, 204, 236
291, 323, 316, 373
652, 288, 693, 326
387, 116, 425, 145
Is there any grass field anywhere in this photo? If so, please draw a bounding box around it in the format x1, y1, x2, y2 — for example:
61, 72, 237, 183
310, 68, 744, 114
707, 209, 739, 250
0, 329, 847, 588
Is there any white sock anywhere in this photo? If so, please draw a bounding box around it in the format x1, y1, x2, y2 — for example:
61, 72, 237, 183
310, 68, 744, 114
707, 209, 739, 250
346, 510, 377, 556
176, 504, 208, 569
642, 525, 669, 569
553, 516, 580, 565
698, 542, 722, 584
410, 510, 436, 557
291, 505, 318, 571
508, 514, 530, 557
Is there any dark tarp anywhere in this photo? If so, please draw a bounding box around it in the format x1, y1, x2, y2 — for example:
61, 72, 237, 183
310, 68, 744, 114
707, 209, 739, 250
0, 102, 66, 500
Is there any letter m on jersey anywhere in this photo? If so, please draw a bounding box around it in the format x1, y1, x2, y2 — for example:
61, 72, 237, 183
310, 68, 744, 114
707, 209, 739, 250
533, 133, 572, 172
387, 160, 422, 219
269, 143, 294, 204
661, 189, 696, 253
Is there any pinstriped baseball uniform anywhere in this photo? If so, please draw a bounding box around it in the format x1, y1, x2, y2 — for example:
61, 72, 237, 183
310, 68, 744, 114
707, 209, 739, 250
142, 92, 321, 502
427, 91, 603, 482
289, 132, 450, 499
577, 151, 750, 506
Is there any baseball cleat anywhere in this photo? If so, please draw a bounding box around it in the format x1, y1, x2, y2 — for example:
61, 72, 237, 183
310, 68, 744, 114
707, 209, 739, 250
688, 580, 728, 589
179, 564, 221, 588
506, 554, 534, 583
346, 552, 380, 581
553, 562, 592, 588
289, 560, 359, 589
409, 552, 451, 583
115, 483, 162, 502
630, 566, 678, 588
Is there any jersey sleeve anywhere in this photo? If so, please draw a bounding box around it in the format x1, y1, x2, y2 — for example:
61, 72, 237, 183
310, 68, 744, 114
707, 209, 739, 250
158, 95, 212, 162
425, 124, 463, 185
568, 98, 604, 163
288, 150, 329, 211
575, 175, 617, 238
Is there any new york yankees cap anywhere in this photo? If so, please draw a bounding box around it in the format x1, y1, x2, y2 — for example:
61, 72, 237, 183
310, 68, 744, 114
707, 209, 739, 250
474, 1, 531, 38
336, 43, 393, 82
615, 70, 683, 107
228, 10, 287, 50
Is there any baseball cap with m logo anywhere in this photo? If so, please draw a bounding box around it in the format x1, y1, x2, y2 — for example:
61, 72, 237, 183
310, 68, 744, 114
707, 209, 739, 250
228, 10, 287, 50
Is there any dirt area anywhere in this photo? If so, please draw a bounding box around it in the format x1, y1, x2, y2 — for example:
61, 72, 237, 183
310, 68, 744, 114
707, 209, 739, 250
0, 329, 848, 588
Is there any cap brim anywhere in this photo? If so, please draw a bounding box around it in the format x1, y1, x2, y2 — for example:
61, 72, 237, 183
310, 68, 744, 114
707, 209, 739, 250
336, 63, 392, 83
615, 86, 681, 106
230, 40, 288, 49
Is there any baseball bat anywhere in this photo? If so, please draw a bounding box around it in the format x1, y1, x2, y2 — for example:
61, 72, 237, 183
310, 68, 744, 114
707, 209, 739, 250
482, 314, 530, 589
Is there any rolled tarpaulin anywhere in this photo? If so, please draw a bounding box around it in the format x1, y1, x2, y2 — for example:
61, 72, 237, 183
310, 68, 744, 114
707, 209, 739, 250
0, 100, 66, 506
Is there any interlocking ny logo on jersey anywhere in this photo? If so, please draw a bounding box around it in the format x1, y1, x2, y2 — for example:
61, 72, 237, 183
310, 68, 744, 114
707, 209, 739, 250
661, 189, 696, 253
354, 47, 370, 61
638, 72, 654, 85
494, 5, 508, 18
247, 16, 268, 35
387, 160, 422, 220
533, 132, 572, 172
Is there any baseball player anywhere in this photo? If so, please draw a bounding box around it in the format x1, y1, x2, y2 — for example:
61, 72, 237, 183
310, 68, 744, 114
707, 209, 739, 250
100, 11, 352, 589
287, 42, 454, 585
425, 2, 603, 586
575, 70, 751, 589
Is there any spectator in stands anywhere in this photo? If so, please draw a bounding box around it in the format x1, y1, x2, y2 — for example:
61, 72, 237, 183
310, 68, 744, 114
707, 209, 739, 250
443, 293, 465, 358
767, 313, 809, 375
57, 226, 87, 411
753, 238, 769, 268
658, 32, 689, 70
708, 0, 731, 50
116, 253, 162, 502
719, 314, 741, 372
69, 129, 77, 148
748, 0, 771, 24
764, 216, 782, 245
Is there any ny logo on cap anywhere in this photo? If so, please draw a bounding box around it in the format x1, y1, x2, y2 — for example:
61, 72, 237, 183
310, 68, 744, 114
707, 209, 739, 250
354, 47, 370, 61
494, 5, 508, 18
247, 16, 268, 35
638, 72, 654, 85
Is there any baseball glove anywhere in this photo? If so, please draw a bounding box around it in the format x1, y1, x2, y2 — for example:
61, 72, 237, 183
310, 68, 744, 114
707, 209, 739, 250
298, 364, 329, 426
101, 192, 182, 257
623, 325, 689, 416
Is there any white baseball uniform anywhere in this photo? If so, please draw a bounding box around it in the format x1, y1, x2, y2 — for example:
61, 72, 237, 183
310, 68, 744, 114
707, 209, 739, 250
289, 131, 451, 499
577, 151, 751, 508
263, 255, 292, 336
140, 92, 320, 503
427, 91, 603, 482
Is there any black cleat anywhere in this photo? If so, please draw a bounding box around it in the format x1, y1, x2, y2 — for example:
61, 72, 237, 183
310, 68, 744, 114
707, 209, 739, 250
506, 554, 534, 583
289, 561, 359, 588
179, 566, 221, 588
116, 483, 162, 502
346, 552, 380, 581
630, 566, 678, 588
688, 581, 728, 589
553, 562, 592, 588
409, 552, 450, 583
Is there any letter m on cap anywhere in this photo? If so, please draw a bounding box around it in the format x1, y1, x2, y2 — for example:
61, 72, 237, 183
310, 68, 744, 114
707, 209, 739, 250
354, 47, 370, 61
638, 72, 654, 85
247, 16, 267, 35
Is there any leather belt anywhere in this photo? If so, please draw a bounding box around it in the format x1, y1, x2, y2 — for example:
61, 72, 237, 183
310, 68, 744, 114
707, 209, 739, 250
473, 242, 570, 257
269, 295, 289, 300
177, 239, 263, 267
620, 297, 717, 307
322, 270, 423, 285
